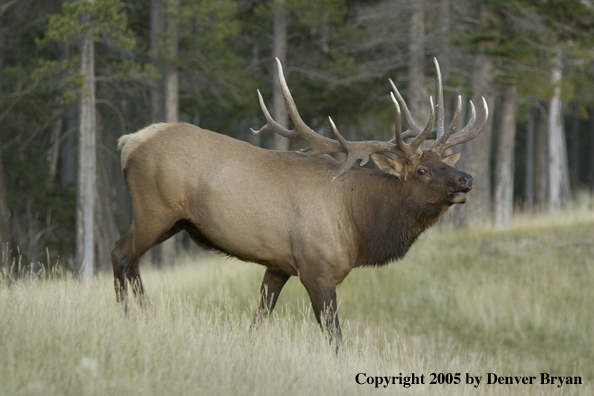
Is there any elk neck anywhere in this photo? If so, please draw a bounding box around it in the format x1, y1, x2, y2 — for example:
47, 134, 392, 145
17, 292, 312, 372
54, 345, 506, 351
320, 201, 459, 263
346, 171, 448, 268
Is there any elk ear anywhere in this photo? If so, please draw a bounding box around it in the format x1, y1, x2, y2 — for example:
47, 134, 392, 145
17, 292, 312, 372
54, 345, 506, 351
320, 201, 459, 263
371, 154, 406, 178
442, 152, 461, 167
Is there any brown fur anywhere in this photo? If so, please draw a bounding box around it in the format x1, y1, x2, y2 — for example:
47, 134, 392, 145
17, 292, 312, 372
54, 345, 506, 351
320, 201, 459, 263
112, 122, 473, 340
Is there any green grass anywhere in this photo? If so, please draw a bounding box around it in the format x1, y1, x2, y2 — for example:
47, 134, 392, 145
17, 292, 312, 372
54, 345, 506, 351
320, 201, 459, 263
1, 208, 593, 395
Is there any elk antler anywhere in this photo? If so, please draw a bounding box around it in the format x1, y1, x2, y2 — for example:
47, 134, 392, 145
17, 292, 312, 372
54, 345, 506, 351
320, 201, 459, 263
252, 58, 487, 180
252, 58, 434, 179
251, 59, 344, 157
394, 58, 489, 155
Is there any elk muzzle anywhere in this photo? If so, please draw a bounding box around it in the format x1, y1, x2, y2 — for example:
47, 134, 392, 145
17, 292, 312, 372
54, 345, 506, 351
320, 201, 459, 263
449, 173, 473, 204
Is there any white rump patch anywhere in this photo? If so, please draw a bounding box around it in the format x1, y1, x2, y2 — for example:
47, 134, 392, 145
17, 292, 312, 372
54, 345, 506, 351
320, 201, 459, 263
118, 123, 168, 169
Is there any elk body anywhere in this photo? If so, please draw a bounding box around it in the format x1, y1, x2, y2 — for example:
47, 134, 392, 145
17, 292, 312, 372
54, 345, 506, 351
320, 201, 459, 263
112, 59, 488, 340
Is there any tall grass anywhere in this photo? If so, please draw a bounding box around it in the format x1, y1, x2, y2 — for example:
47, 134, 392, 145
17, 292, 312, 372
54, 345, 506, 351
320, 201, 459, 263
0, 210, 592, 395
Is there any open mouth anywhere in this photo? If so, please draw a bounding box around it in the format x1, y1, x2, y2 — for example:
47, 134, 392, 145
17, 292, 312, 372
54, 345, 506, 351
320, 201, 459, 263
449, 186, 472, 204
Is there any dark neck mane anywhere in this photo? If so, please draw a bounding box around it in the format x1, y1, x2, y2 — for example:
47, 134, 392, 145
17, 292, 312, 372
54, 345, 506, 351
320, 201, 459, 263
349, 172, 448, 267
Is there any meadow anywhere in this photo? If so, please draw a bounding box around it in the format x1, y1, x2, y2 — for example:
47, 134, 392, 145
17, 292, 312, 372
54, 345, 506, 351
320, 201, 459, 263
1, 200, 593, 396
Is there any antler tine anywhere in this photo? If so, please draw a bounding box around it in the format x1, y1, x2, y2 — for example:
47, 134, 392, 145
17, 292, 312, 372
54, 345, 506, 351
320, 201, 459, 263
387, 78, 436, 160
408, 96, 435, 152
389, 78, 421, 133
388, 77, 436, 150
387, 94, 435, 161
275, 58, 344, 156
251, 90, 293, 137
252, 58, 344, 155
430, 94, 462, 153
440, 97, 488, 152
329, 116, 407, 180
433, 58, 445, 142
329, 117, 364, 181
390, 92, 404, 148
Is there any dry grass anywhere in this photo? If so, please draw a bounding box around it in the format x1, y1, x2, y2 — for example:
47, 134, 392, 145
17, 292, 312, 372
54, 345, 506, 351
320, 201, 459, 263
1, 207, 593, 395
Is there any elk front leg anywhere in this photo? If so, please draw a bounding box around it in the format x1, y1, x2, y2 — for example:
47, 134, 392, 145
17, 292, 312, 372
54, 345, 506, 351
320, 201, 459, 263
253, 268, 291, 324
300, 277, 341, 344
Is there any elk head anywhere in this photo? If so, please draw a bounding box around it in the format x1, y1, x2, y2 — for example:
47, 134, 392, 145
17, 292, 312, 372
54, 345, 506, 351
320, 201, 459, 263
252, 58, 488, 207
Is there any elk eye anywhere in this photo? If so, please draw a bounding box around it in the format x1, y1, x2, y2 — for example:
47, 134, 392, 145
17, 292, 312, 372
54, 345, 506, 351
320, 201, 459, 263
417, 168, 427, 176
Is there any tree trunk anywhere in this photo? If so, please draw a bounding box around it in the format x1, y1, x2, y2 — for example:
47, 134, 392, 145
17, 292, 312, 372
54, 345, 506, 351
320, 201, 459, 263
0, 43, 9, 244
156, 0, 179, 265
94, 111, 120, 272
547, 51, 570, 211
493, 84, 517, 228
25, 198, 38, 270
150, 0, 164, 124
164, 0, 178, 124
454, 51, 495, 227
248, 43, 262, 147
588, 109, 594, 192
408, 0, 428, 124
569, 106, 580, 188
272, 0, 289, 151
114, 102, 131, 237
47, 116, 63, 187
524, 98, 536, 210
76, 3, 96, 281
450, 3, 496, 228
436, 0, 450, 79
60, 105, 77, 187
534, 101, 548, 209
320, 11, 330, 54
0, 138, 10, 244
147, 0, 165, 266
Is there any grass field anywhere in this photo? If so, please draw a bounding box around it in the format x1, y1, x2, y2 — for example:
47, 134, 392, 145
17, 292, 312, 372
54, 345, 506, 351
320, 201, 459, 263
1, 203, 593, 395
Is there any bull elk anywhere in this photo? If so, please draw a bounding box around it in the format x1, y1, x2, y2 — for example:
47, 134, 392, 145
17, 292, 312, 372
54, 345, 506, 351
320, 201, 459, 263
112, 58, 488, 341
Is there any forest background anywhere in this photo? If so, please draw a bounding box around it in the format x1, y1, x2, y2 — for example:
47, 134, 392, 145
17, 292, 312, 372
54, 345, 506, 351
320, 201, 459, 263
1, 0, 594, 277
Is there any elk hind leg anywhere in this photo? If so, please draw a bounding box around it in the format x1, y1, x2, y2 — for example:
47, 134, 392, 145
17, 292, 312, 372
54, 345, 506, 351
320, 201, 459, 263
126, 264, 145, 306
111, 230, 135, 306
111, 221, 180, 308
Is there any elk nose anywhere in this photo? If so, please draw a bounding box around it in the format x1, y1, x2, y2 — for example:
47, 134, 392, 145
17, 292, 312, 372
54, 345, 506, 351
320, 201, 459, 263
459, 174, 473, 189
